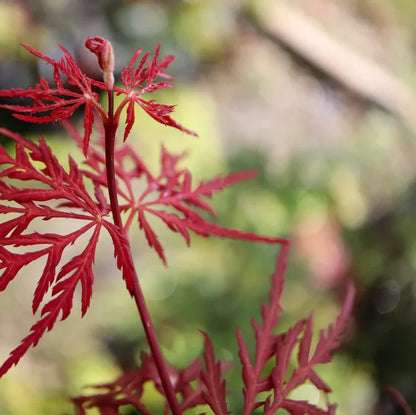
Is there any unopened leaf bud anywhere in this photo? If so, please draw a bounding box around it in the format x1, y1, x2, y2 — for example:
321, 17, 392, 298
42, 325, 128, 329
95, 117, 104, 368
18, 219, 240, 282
85, 37, 114, 90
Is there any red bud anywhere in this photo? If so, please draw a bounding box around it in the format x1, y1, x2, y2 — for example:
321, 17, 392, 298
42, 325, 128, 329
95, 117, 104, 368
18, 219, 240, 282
85, 36, 114, 89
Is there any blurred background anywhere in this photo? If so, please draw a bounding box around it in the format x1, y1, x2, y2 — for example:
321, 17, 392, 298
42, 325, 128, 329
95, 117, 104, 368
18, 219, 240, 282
1, 0, 416, 413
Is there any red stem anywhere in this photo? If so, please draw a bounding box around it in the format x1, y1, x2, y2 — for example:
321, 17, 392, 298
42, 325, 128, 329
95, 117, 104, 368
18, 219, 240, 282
104, 90, 182, 415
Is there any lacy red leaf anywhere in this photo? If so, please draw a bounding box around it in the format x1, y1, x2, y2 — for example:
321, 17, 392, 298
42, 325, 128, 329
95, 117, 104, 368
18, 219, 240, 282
200, 332, 230, 415
237, 245, 355, 415
0, 127, 131, 376
114, 43, 197, 140
72, 244, 355, 415
0, 44, 105, 155
64, 119, 287, 266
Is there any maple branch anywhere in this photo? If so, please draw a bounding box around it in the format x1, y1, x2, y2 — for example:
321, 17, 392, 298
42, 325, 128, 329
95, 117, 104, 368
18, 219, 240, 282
129, 269, 182, 415
104, 89, 181, 415
105, 90, 122, 229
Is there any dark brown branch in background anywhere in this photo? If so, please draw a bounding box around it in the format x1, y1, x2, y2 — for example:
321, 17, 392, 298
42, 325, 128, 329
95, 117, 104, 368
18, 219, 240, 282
246, 2, 416, 133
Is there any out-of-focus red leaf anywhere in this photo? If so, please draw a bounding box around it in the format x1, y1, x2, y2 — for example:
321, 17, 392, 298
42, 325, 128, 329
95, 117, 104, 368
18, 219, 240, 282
200, 332, 230, 415
236, 244, 355, 415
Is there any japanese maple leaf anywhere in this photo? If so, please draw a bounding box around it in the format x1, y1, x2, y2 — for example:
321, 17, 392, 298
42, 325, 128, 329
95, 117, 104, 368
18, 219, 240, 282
0, 127, 134, 377
0, 43, 105, 155
72, 334, 232, 415
113, 42, 197, 141
237, 246, 355, 415
63, 119, 288, 268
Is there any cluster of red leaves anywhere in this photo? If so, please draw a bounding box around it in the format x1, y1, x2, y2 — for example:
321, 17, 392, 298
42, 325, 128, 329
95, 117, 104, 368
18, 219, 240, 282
0, 39, 356, 414
73, 334, 230, 415
72, 246, 355, 415
0, 40, 193, 155
0, 40, 267, 378
0, 117, 288, 378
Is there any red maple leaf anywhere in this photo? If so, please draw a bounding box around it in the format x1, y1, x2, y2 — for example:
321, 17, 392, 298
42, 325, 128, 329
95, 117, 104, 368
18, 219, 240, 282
0, 127, 134, 377
64, 119, 287, 267
0, 44, 106, 155
237, 246, 355, 415
114, 43, 197, 141
72, 333, 233, 415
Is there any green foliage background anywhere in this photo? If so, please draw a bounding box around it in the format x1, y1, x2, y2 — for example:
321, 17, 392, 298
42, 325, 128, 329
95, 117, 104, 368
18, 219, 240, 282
1, 0, 416, 413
